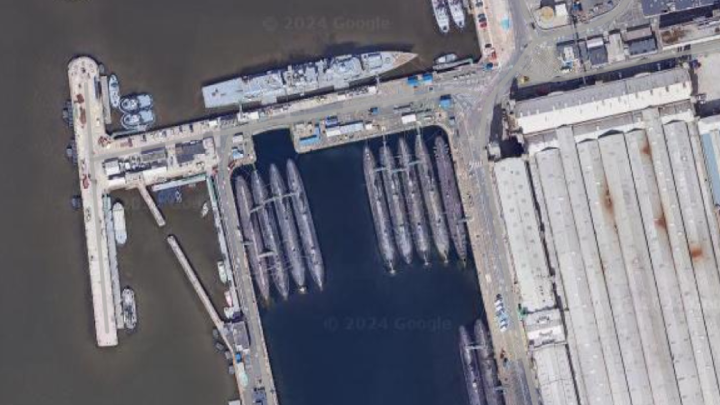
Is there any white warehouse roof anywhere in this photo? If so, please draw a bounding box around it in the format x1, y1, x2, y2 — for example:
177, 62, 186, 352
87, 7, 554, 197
493, 158, 556, 312
514, 69, 692, 134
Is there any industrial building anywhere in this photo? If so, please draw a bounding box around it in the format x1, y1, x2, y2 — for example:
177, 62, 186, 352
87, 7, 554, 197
495, 67, 720, 405
641, 0, 715, 16
659, 12, 720, 50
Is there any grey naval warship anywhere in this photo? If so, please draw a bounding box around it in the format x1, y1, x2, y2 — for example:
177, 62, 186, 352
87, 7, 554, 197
203, 51, 417, 107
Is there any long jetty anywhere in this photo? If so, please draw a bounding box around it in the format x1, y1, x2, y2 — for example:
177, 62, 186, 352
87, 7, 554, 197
167, 235, 225, 331
166, 235, 248, 397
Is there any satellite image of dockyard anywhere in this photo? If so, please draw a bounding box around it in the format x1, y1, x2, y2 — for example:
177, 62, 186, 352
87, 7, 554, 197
3, 0, 720, 404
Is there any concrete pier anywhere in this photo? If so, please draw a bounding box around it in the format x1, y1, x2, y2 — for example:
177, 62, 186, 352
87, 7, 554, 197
206, 175, 240, 316
68, 57, 118, 347
138, 185, 166, 227
215, 133, 280, 405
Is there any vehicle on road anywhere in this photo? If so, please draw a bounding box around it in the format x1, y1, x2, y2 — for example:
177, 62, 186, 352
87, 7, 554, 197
494, 294, 509, 332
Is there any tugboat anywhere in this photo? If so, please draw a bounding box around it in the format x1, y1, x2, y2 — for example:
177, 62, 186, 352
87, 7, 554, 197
431, 0, 451, 34
108, 74, 121, 109
121, 109, 156, 131
119, 93, 154, 114
122, 287, 138, 332
447, 0, 466, 29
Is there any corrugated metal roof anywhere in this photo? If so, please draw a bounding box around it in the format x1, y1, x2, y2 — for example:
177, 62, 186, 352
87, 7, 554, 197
576, 139, 653, 404
534, 346, 580, 405
514, 69, 691, 134
535, 148, 614, 405
626, 129, 704, 403
644, 110, 720, 403
493, 158, 555, 312
701, 131, 720, 206
598, 132, 682, 405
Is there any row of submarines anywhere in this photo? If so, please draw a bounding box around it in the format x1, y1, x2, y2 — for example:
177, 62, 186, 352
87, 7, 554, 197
364, 133, 468, 272
234, 160, 325, 303
459, 319, 504, 405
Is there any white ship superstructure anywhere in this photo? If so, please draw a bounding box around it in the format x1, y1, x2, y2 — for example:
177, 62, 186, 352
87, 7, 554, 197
202, 51, 417, 108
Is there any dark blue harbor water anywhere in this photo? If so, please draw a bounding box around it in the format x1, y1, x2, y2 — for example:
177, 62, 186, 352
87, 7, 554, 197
246, 129, 485, 405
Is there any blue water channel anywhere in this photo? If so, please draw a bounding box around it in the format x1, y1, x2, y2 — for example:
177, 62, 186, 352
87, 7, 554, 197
243, 128, 486, 405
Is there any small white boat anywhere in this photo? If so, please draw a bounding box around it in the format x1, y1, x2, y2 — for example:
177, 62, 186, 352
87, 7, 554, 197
112, 202, 127, 245
119, 93, 154, 114
217, 261, 228, 284
434, 53, 458, 64
121, 109, 155, 130
122, 287, 138, 331
108, 75, 121, 109
201, 201, 210, 218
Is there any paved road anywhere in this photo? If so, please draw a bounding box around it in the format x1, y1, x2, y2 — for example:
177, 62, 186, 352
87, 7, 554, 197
444, 1, 646, 404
